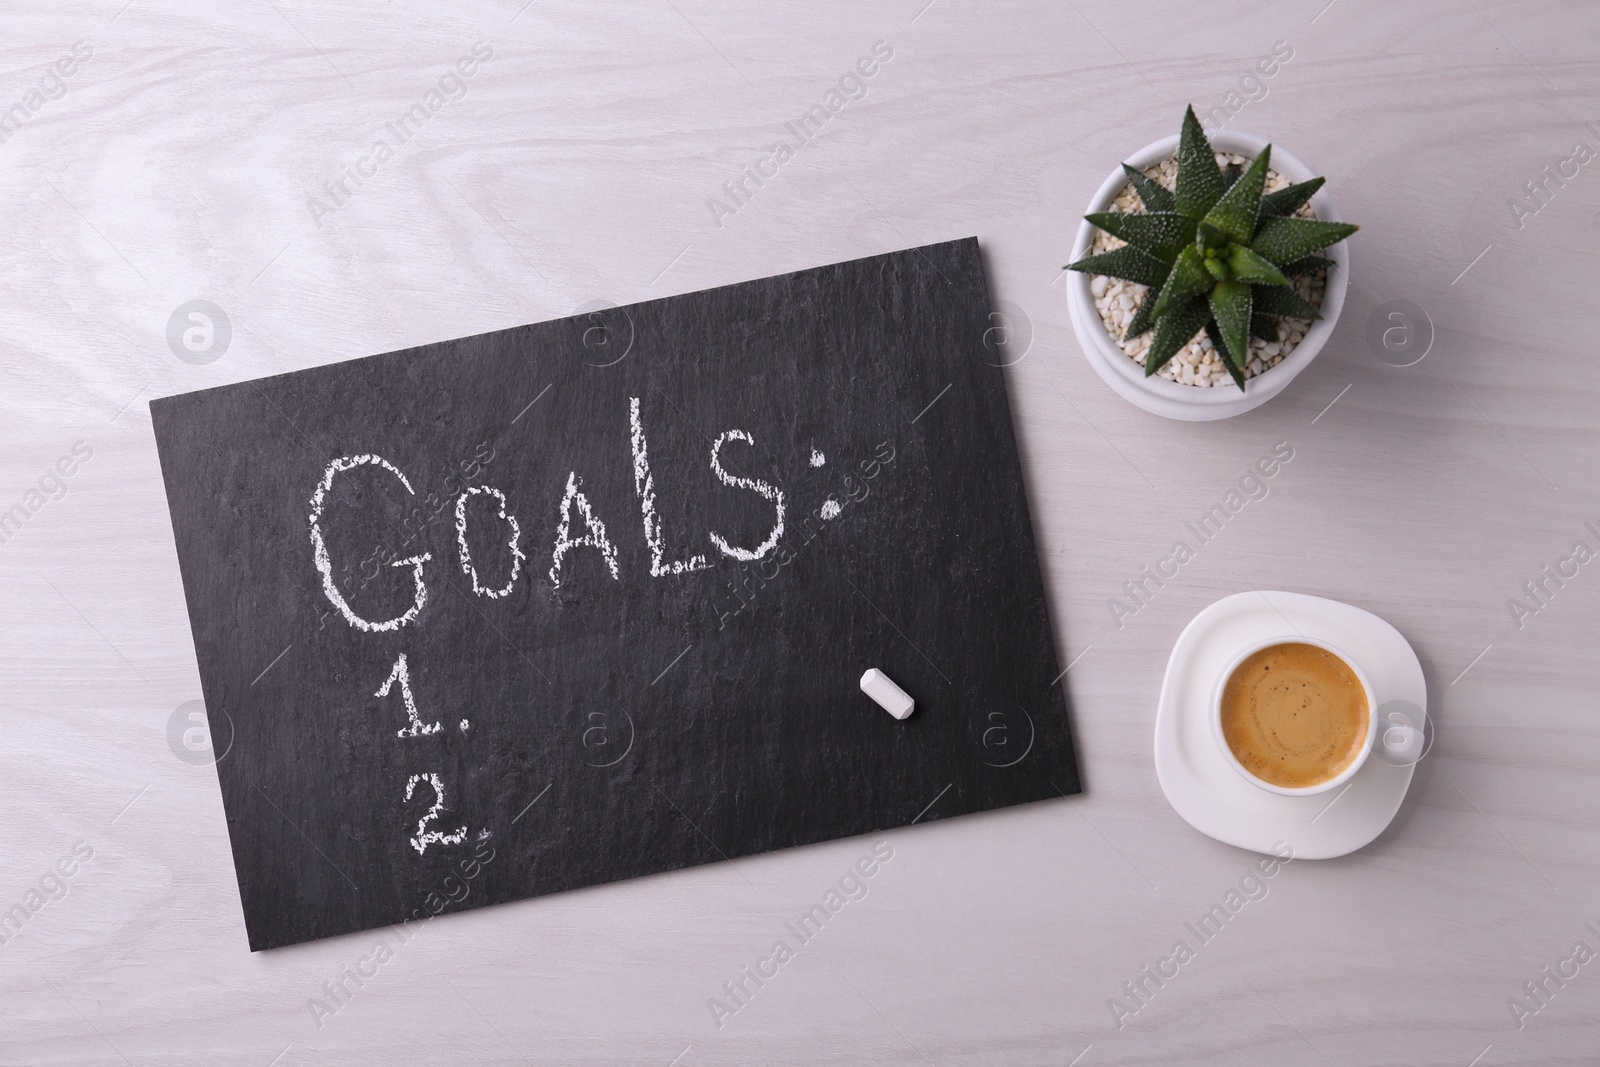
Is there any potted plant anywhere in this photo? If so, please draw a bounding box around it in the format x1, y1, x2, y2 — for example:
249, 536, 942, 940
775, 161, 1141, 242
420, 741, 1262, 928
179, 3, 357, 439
1066, 106, 1357, 421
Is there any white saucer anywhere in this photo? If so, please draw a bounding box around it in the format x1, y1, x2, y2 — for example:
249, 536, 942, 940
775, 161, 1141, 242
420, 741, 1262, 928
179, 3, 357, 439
1153, 591, 1425, 859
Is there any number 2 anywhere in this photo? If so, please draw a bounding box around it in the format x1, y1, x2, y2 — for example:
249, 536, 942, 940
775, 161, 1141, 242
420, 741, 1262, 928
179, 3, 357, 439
404, 772, 468, 856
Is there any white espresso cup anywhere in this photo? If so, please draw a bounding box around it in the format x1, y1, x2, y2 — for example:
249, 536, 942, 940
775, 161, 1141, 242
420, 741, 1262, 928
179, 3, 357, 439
1210, 636, 1379, 797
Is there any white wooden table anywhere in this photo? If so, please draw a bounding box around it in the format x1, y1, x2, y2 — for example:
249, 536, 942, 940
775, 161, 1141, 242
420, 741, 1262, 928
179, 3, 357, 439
4, 1, 1598, 1063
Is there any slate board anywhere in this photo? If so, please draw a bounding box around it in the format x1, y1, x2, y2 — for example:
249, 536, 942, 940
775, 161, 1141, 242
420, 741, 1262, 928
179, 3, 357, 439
150, 237, 1079, 951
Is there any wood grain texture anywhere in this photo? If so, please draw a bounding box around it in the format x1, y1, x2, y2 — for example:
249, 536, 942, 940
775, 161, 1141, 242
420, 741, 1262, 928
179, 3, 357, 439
2, 0, 1598, 1062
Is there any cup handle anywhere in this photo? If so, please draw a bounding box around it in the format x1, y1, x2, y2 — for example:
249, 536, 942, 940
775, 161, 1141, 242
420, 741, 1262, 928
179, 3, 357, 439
1373, 700, 1429, 766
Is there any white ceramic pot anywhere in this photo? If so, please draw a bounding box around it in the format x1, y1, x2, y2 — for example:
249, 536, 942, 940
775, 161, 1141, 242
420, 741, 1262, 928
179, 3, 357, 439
1067, 129, 1350, 422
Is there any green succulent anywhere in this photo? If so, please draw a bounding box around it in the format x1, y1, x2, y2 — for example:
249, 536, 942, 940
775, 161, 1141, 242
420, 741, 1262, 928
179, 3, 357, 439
1068, 105, 1357, 390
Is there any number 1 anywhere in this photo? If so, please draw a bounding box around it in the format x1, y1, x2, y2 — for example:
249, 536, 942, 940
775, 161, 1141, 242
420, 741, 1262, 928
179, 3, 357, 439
376, 653, 442, 738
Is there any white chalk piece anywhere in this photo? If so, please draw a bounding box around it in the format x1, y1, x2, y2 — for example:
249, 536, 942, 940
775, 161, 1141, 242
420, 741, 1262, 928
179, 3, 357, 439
860, 668, 914, 720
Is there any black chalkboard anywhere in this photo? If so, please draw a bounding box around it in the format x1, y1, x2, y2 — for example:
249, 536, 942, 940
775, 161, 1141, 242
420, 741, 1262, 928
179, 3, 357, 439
151, 237, 1079, 951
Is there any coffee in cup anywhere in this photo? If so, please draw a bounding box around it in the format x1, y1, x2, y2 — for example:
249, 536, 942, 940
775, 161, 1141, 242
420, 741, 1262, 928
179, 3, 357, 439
1219, 641, 1370, 790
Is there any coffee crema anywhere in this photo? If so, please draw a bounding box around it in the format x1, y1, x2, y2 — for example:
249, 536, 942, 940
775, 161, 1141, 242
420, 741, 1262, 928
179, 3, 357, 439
1220, 642, 1369, 789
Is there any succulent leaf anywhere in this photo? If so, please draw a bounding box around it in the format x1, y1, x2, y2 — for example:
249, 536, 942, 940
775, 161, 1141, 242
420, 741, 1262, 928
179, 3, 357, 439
1281, 254, 1335, 276
1206, 321, 1248, 389
1083, 211, 1197, 260
1175, 106, 1227, 219
1229, 245, 1291, 287
1202, 145, 1271, 243
1250, 313, 1279, 342
1124, 287, 1160, 340
1260, 176, 1325, 219
1151, 246, 1212, 319
1195, 220, 1230, 252
1067, 244, 1171, 287
1252, 217, 1359, 266
1144, 296, 1211, 376
1252, 285, 1323, 320
1208, 280, 1252, 373
1121, 163, 1176, 213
